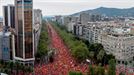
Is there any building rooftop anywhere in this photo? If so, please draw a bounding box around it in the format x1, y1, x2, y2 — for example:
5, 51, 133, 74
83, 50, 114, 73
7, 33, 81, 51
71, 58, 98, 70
112, 27, 130, 34
3, 4, 14, 7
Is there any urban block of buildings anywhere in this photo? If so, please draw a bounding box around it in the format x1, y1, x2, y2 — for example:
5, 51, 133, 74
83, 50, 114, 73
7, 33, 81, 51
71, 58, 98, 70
0, 0, 42, 65
54, 13, 134, 70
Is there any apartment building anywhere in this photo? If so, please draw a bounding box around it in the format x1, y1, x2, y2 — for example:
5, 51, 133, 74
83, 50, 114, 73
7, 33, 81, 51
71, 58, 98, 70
73, 23, 83, 36
74, 22, 102, 43
99, 28, 134, 67
63, 16, 71, 27
79, 13, 90, 25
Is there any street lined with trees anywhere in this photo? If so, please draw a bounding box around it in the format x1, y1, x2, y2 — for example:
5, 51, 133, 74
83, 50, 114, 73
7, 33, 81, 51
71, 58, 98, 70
52, 22, 89, 63
52, 22, 115, 65
34, 20, 117, 75
34, 21, 88, 75
51, 21, 117, 75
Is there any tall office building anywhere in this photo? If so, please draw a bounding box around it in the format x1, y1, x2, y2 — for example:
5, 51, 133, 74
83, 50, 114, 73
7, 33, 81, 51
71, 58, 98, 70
15, 0, 34, 64
3, 5, 15, 28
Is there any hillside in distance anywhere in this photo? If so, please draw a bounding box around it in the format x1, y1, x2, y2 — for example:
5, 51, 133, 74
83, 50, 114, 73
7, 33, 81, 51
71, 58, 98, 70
72, 7, 134, 17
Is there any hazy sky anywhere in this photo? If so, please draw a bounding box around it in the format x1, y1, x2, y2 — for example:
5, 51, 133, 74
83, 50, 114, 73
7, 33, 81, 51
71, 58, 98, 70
0, 0, 134, 16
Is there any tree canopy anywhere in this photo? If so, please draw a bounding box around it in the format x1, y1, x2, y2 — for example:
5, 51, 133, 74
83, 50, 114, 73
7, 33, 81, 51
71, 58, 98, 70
69, 71, 83, 75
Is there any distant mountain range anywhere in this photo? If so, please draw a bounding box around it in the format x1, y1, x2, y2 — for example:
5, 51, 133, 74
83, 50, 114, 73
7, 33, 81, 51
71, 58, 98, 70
72, 7, 134, 17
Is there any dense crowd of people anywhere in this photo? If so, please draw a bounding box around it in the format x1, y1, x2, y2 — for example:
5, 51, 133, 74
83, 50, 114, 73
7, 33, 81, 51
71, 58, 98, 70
34, 23, 88, 75
34, 22, 134, 75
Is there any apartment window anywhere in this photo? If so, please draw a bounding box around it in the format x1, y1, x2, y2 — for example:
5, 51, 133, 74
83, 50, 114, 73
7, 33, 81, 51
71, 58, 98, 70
17, 0, 22, 4
25, 31, 33, 58
118, 61, 121, 64
129, 61, 132, 64
122, 61, 124, 64
4, 6, 8, 26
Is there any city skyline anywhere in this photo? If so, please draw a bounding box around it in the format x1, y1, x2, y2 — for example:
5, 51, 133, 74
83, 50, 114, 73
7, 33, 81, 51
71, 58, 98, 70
0, 0, 134, 75
0, 0, 134, 16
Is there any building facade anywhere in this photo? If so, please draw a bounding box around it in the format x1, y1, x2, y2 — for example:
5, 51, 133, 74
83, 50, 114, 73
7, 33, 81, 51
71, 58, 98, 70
74, 22, 101, 43
63, 16, 71, 26
73, 23, 83, 36
98, 28, 134, 67
15, 0, 34, 64
0, 31, 15, 61
0, 19, 3, 31
3, 5, 15, 28
33, 9, 42, 53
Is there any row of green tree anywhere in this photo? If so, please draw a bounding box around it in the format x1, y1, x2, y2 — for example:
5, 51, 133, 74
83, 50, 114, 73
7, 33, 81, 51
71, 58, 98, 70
69, 71, 83, 75
35, 21, 49, 61
88, 59, 116, 75
68, 59, 116, 75
0, 60, 33, 75
69, 59, 125, 75
81, 39, 115, 65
